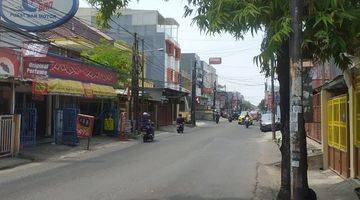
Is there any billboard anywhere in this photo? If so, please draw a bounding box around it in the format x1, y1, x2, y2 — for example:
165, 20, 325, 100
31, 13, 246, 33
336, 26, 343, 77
209, 57, 222, 65
0, 0, 79, 32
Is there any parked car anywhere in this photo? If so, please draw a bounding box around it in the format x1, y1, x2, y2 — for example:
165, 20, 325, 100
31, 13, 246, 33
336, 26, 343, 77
260, 113, 281, 132
238, 111, 253, 125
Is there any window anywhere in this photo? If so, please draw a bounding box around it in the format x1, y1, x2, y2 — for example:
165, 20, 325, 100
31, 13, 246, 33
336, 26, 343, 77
328, 95, 348, 152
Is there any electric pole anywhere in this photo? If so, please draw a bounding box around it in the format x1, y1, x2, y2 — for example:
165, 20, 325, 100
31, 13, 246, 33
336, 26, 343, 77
141, 39, 145, 113
271, 62, 276, 140
191, 60, 197, 127
290, 0, 312, 199
213, 81, 217, 121
131, 33, 140, 134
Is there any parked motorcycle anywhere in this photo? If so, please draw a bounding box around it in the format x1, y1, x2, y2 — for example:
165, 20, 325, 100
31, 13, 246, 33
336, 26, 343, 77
177, 123, 184, 133
142, 121, 155, 142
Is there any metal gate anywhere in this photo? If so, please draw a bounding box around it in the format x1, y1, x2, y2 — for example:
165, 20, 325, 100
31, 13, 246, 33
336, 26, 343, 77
328, 95, 350, 177
0, 116, 14, 157
54, 108, 79, 145
16, 107, 37, 148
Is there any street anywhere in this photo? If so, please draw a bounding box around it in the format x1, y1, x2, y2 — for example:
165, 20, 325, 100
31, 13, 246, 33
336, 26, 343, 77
0, 122, 276, 200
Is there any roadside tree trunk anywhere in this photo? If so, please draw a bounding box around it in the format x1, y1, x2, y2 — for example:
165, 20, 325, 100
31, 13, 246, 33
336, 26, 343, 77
276, 42, 291, 200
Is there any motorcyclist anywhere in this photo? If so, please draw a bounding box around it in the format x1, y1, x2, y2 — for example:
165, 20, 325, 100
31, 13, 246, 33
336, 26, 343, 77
176, 114, 185, 133
215, 112, 220, 124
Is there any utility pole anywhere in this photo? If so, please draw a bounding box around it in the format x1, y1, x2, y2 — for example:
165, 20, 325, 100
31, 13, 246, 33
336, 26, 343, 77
271, 62, 276, 140
131, 33, 140, 134
191, 60, 197, 127
213, 81, 217, 121
141, 39, 145, 113
290, 0, 311, 199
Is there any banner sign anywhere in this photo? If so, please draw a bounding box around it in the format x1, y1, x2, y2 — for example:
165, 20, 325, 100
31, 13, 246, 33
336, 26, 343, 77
23, 42, 49, 57
0, 48, 20, 77
24, 60, 50, 80
76, 114, 94, 138
23, 55, 118, 85
82, 83, 93, 98
32, 81, 48, 95
209, 57, 222, 65
0, 0, 79, 32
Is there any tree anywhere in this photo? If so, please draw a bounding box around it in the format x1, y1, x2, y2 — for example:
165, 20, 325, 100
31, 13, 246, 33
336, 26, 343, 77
183, 1, 359, 199
258, 99, 267, 112
81, 40, 132, 87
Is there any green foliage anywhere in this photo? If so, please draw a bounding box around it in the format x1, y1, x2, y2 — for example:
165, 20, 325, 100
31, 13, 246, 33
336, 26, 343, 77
258, 99, 267, 112
185, 0, 360, 72
81, 40, 132, 87
86, 0, 132, 28
242, 100, 255, 111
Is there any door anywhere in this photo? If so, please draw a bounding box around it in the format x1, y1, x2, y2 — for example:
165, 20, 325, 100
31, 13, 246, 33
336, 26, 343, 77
328, 95, 350, 177
16, 106, 37, 148
54, 108, 79, 145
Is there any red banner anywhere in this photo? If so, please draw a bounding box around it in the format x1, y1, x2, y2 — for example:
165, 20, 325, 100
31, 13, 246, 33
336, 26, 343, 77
0, 48, 20, 77
32, 81, 48, 95
24, 55, 118, 85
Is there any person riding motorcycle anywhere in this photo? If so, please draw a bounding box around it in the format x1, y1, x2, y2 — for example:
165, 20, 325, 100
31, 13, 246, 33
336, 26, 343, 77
141, 112, 154, 142
176, 114, 185, 133
244, 112, 251, 128
215, 112, 220, 124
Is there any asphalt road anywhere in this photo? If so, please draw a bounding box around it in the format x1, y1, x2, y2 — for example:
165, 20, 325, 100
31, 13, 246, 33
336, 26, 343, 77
0, 122, 273, 200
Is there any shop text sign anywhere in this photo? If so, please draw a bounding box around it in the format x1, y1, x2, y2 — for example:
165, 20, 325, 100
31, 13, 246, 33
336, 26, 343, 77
0, 0, 79, 31
24, 59, 50, 80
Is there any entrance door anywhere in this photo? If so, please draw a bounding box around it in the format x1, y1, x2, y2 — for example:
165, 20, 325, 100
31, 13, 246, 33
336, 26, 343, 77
17, 106, 37, 148
54, 108, 79, 145
328, 95, 350, 177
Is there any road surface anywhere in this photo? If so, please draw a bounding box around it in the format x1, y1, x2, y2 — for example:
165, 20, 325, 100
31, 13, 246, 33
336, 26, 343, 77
0, 122, 275, 200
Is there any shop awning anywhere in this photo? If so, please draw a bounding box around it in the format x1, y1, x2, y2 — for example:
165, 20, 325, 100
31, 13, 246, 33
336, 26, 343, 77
48, 79, 84, 96
90, 83, 117, 98
47, 79, 117, 98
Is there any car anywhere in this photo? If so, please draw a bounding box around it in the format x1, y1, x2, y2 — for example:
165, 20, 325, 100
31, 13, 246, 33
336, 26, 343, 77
238, 111, 253, 125
259, 113, 281, 132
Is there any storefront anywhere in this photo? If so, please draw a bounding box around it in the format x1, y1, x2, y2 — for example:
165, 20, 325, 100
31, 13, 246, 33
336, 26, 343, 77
17, 54, 119, 147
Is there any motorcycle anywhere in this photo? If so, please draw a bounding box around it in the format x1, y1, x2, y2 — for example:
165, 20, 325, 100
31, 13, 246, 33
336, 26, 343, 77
142, 121, 155, 142
177, 123, 184, 133
244, 117, 250, 128
228, 117, 233, 123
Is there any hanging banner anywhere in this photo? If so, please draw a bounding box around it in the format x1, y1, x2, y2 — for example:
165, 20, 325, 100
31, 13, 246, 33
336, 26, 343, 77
23, 60, 50, 80
82, 83, 93, 98
23, 42, 49, 57
76, 114, 94, 138
0, 0, 79, 32
32, 81, 48, 95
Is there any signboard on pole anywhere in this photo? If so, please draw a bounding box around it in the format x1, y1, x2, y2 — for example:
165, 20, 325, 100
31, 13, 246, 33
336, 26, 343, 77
209, 57, 222, 65
76, 114, 94, 138
23, 42, 49, 57
0, 0, 79, 32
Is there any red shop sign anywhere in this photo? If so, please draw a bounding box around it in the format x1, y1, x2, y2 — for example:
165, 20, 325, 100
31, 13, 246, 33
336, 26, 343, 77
0, 48, 20, 77
24, 55, 118, 85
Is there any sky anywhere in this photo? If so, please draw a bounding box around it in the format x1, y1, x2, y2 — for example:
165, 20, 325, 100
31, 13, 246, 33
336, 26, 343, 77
79, 0, 266, 105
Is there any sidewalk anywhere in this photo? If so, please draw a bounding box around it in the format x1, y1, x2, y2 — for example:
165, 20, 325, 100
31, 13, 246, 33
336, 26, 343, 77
0, 135, 138, 171
256, 132, 359, 200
